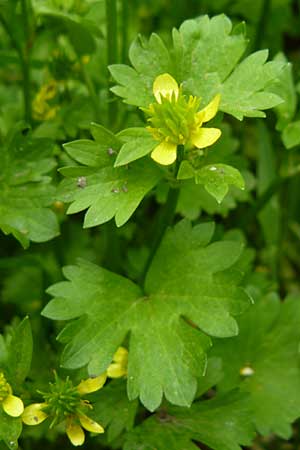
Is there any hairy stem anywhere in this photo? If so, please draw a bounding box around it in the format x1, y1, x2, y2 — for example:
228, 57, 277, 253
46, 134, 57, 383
20, 0, 32, 124
141, 146, 184, 285
121, 0, 129, 63
80, 60, 101, 122
105, 0, 118, 127
0, 1, 33, 125
253, 0, 271, 51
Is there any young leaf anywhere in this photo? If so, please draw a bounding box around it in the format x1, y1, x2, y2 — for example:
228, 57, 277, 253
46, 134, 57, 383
0, 409, 22, 448
282, 120, 300, 149
115, 128, 156, 166
124, 391, 254, 450
212, 293, 300, 439
267, 53, 297, 131
7, 317, 33, 386
194, 164, 245, 204
59, 124, 162, 227
43, 220, 251, 411
220, 50, 284, 119
0, 126, 59, 247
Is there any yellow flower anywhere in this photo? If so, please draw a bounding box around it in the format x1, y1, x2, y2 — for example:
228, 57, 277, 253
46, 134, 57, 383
107, 347, 128, 378
22, 374, 106, 446
32, 80, 59, 121
144, 73, 221, 165
0, 372, 24, 418
66, 414, 104, 446
22, 402, 48, 425
76, 373, 107, 395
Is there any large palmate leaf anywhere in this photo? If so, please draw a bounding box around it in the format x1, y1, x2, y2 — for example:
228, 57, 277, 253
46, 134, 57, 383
110, 14, 284, 119
43, 220, 251, 411
58, 123, 162, 227
0, 125, 59, 247
212, 293, 300, 439
124, 391, 255, 450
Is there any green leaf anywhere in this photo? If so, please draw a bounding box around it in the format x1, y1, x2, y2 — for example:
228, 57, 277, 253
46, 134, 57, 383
43, 220, 251, 411
212, 294, 300, 439
109, 33, 173, 107
282, 120, 300, 149
115, 128, 156, 166
35, 8, 96, 55
7, 317, 33, 386
257, 122, 280, 249
220, 50, 284, 119
110, 15, 285, 119
0, 409, 22, 448
194, 164, 245, 204
59, 123, 162, 228
124, 391, 254, 450
267, 53, 297, 131
0, 125, 59, 247
92, 380, 138, 442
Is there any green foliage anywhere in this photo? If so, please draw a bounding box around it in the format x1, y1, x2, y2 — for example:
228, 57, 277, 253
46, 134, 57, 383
1, 1, 300, 450
212, 293, 300, 439
59, 124, 162, 227
92, 380, 138, 442
0, 125, 59, 247
124, 392, 254, 450
43, 220, 251, 411
110, 15, 285, 119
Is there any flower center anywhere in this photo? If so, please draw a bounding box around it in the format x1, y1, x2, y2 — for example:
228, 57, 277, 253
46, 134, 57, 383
143, 93, 201, 146
41, 377, 83, 424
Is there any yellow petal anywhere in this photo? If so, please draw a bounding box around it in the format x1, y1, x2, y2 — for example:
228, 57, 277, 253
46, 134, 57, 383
200, 94, 221, 123
153, 73, 179, 103
151, 141, 177, 165
66, 420, 85, 446
2, 394, 24, 417
79, 414, 104, 434
107, 363, 127, 378
77, 373, 107, 395
113, 347, 128, 363
191, 127, 221, 149
22, 403, 48, 425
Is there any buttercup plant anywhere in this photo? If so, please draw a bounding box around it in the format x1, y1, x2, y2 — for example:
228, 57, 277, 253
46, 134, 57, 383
1, 1, 300, 450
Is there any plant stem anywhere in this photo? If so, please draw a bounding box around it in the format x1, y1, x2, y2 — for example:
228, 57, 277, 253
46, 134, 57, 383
20, 0, 32, 125
105, 0, 118, 127
80, 60, 101, 122
121, 0, 129, 63
141, 147, 184, 286
0, 2, 33, 125
242, 165, 300, 227
253, 0, 271, 51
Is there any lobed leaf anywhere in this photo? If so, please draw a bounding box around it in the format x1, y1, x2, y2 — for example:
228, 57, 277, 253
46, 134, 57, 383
110, 15, 285, 119
43, 220, 251, 411
59, 124, 162, 228
212, 293, 300, 438
0, 126, 59, 247
124, 391, 255, 450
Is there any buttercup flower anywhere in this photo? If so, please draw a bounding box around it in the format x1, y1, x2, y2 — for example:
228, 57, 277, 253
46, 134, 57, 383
0, 371, 24, 417
32, 80, 58, 121
143, 73, 221, 165
107, 347, 128, 378
22, 373, 106, 446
